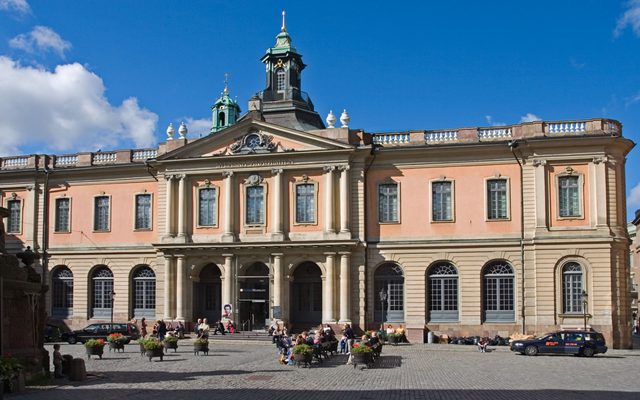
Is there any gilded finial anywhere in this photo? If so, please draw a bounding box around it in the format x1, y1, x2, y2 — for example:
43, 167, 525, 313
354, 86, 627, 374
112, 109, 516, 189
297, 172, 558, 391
281, 10, 286, 32
223, 72, 229, 95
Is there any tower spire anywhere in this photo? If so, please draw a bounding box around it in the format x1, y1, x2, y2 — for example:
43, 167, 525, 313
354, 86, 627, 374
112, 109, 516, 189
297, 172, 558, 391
281, 10, 286, 32
223, 72, 229, 95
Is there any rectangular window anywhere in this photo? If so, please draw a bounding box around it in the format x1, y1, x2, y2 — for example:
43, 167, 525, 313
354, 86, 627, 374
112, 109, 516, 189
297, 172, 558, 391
55, 198, 70, 232
246, 186, 265, 225
135, 194, 152, 230
7, 199, 21, 233
198, 188, 218, 226
276, 69, 286, 91
432, 181, 453, 221
487, 179, 507, 220
378, 183, 398, 223
295, 183, 315, 224
559, 176, 580, 217
94, 196, 110, 231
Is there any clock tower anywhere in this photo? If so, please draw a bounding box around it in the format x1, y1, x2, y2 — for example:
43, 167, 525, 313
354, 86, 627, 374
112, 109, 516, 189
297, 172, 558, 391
210, 76, 241, 134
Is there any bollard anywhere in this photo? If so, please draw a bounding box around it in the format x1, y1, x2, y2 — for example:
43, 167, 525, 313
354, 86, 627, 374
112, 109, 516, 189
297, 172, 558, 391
69, 358, 87, 381
62, 354, 74, 376
427, 331, 434, 344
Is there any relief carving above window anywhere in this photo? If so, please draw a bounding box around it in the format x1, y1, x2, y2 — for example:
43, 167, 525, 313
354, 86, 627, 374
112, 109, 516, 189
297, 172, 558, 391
228, 131, 277, 154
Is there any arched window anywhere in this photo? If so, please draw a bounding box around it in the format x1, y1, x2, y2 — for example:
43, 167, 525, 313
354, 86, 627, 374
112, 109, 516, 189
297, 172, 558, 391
428, 263, 458, 322
276, 69, 286, 91
91, 267, 113, 318
483, 261, 515, 322
52, 267, 73, 317
219, 112, 226, 127
374, 263, 404, 323
562, 262, 583, 313
133, 266, 156, 319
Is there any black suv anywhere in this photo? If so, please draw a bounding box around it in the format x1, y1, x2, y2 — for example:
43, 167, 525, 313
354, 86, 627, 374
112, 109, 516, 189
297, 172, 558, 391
510, 330, 607, 357
61, 323, 139, 344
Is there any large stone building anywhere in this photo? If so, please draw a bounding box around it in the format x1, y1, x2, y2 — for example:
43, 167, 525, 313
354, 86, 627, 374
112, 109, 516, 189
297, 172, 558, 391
0, 23, 636, 347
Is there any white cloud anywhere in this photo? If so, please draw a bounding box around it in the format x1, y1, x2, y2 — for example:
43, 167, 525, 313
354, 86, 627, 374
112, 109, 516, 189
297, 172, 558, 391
0, 56, 158, 156
519, 113, 542, 123
183, 117, 211, 138
629, 182, 640, 210
615, 0, 640, 37
9, 26, 71, 57
485, 115, 505, 126
626, 92, 640, 107
0, 0, 31, 15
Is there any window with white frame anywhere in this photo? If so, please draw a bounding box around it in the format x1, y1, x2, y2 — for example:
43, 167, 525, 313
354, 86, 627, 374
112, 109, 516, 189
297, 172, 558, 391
428, 263, 459, 322
198, 187, 218, 226
54, 198, 70, 232
432, 181, 453, 221
133, 266, 156, 318
135, 194, 152, 230
487, 179, 508, 220
6, 199, 21, 233
378, 183, 398, 223
562, 262, 584, 313
276, 69, 286, 91
483, 261, 515, 322
246, 185, 265, 225
52, 266, 73, 317
295, 183, 315, 224
93, 196, 110, 231
374, 263, 405, 322
91, 267, 113, 318
558, 175, 580, 217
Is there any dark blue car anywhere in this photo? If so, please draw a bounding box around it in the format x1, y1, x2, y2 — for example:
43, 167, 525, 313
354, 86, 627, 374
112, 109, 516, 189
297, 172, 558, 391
510, 330, 607, 357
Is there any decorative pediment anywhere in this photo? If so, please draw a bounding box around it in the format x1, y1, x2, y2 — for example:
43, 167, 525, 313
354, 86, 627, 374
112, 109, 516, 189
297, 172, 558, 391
229, 131, 278, 154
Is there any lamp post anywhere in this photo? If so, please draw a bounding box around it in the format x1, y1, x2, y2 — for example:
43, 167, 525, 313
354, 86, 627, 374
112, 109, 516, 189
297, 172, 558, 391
379, 288, 387, 329
581, 290, 588, 331
110, 291, 116, 333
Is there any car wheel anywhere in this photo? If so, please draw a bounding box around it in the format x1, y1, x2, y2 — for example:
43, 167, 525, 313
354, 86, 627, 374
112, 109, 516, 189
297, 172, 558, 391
524, 345, 538, 356
581, 346, 595, 357
68, 337, 77, 345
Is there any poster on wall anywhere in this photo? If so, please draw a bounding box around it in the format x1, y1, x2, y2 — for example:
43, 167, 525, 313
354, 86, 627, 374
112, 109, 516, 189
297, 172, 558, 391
222, 304, 233, 319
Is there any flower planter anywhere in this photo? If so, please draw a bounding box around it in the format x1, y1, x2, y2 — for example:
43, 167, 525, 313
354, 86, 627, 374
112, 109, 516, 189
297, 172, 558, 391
294, 352, 313, 368
139, 343, 146, 356
86, 346, 104, 359
352, 352, 373, 369
164, 341, 178, 352
109, 341, 125, 352
2, 372, 25, 394
388, 336, 399, 346
193, 343, 209, 356
146, 348, 164, 362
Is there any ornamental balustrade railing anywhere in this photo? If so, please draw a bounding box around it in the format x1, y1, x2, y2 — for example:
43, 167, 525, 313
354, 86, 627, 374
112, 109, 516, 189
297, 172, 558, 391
425, 130, 458, 143
92, 152, 117, 165
372, 133, 411, 145
131, 149, 157, 161
477, 127, 512, 140
54, 155, 78, 167
1, 156, 29, 169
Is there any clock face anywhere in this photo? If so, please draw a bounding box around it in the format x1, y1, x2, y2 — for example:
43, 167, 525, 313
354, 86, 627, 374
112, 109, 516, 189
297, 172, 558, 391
246, 134, 260, 148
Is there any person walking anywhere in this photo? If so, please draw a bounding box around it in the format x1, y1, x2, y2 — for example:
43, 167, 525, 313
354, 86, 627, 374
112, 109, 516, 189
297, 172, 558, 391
157, 320, 167, 341
140, 317, 147, 338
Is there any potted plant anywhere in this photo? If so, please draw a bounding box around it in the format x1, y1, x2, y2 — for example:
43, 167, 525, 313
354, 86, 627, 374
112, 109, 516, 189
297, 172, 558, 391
84, 339, 106, 359
137, 338, 148, 356
292, 344, 313, 367
387, 333, 400, 345
143, 338, 164, 362
350, 343, 373, 369
0, 356, 24, 393
193, 338, 209, 356
163, 335, 179, 352
107, 333, 127, 352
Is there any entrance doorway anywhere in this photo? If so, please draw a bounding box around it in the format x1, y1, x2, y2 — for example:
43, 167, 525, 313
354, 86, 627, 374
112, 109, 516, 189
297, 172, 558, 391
374, 263, 405, 323
290, 262, 322, 327
194, 263, 221, 323
238, 262, 270, 331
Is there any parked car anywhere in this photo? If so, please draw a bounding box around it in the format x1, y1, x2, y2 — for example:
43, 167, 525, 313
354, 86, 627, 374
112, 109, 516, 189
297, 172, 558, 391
44, 323, 64, 342
61, 323, 139, 344
510, 330, 607, 357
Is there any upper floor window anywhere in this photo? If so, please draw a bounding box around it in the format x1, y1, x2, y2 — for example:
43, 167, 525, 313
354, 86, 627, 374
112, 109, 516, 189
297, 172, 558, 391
487, 179, 508, 220
55, 198, 70, 232
378, 183, 399, 223
276, 69, 286, 91
246, 186, 265, 225
135, 194, 152, 230
432, 181, 453, 222
198, 187, 218, 226
6, 199, 21, 233
558, 175, 580, 217
562, 262, 584, 314
94, 196, 110, 231
295, 183, 316, 224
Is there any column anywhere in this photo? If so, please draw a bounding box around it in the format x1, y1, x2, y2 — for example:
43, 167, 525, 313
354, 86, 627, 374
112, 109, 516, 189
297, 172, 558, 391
222, 171, 235, 241
592, 156, 608, 228
338, 165, 350, 233
339, 252, 351, 323
177, 174, 187, 238
176, 255, 186, 320
533, 159, 547, 231
323, 253, 336, 322
271, 169, 284, 239
223, 254, 233, 306
273, 253, 283, 317
163, 255, 174, 319
164, 175, 174, 237
324, 166, 335, 234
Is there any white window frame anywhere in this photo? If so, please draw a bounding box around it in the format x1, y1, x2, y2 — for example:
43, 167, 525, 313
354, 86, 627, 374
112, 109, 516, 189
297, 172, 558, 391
244, 183, 267, 227
54, 196, 72, 233
556, 171, 584, 220
92, 194, 112, 232
133, 192, 153, 231
556, 259, 589, 317
5, 196, 23, 234
484, 176, 511, 221
276, 68, 286, 91
377, 181, 400, 224
196, 185, 219, 228
430, 179, 455, 223
293, 180, 318, 225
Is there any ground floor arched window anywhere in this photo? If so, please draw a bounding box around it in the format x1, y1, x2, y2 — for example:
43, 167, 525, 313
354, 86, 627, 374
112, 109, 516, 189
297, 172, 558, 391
132, 266, 156, 319
483, 261, 515, 322
52, 266, 73, 318
375, 263, 405, 323
427, 262, 458, 322
562, 262, 584, 313
91, 266, 113, 318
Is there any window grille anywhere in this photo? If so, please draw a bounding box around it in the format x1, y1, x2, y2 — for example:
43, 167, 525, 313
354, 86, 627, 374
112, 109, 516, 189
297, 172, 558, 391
432, 181, 452, 221
7, 199, 20, 233
198, 188, 217, 226
133, 266, 156, 318
91, 267, 113, 318
276, 69, 286, 91
559, 176, 580, 217
246, 186, 265, 225
55, 198, 70, 232
563, 262, 583, 313
94, 196, 110, 231
378, 183, 398, 223
135, 194, 152, 230
295, 183, 315, 223
52, 267, 73, 317
428, 263, 458, 321
483, 262, 515, 322
487, 179, 507, 219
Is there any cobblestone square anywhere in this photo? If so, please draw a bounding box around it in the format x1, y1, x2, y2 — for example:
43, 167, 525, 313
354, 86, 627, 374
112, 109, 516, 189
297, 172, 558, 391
12, 341, 640, 400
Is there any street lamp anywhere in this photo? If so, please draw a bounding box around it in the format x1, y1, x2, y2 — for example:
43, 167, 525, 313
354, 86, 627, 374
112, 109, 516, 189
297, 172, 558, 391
379, 288, 387, 328
110, 291, 116, 333
581, 290, 588, 331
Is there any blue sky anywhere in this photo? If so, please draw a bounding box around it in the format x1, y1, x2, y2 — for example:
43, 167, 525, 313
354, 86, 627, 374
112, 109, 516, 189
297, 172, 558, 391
1, 0, 639, 218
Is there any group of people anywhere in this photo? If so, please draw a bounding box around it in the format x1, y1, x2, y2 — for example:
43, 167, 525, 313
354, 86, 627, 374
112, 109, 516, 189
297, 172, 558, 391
193, 318, 236, 338
385, 324, 409, 343
138, 317, 185, 340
